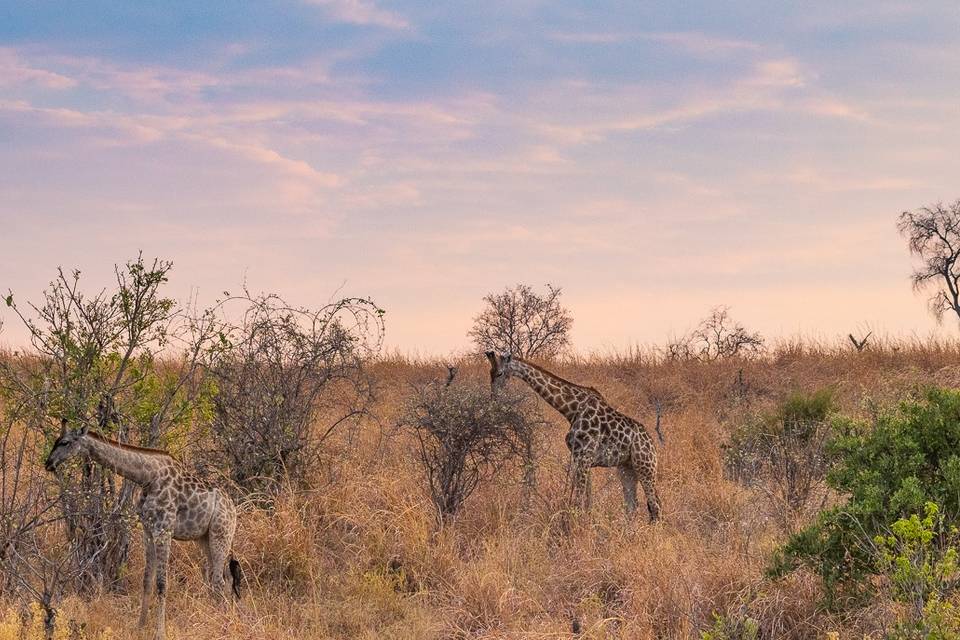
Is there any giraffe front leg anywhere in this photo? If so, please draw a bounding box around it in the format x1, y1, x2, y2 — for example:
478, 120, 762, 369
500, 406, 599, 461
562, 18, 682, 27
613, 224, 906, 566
139, 530, 156, 628
153, 531, 172, 640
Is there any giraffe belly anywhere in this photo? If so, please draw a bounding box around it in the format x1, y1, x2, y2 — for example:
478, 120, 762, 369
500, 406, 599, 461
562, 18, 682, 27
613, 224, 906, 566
592, 442, 628, 467
172, 492, 215, 540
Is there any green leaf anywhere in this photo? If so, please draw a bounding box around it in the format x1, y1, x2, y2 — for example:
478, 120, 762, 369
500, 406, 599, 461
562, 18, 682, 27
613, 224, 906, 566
4, 294, 11, 307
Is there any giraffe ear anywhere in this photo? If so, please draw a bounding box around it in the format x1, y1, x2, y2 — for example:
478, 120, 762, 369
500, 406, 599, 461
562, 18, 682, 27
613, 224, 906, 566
78, 421, 89, 436
484, 351, 497, 366
501, 352, 512, 363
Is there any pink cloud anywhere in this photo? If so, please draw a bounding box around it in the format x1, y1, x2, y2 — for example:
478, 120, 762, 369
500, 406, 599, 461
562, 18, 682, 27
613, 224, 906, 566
0, 48, 76, 89
304, 0, 409, 29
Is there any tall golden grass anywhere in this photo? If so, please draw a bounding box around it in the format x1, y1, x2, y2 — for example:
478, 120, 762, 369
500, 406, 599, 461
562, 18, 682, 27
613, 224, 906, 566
5, 337, 960, 639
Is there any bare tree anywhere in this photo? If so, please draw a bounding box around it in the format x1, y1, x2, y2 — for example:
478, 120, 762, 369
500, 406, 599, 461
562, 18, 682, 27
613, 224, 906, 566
397, 371, 544, 523
667, 306, 764, 361
898, 200, 960, 324
207, 291, 384, 496
468, 284, 573, 358
0, 254, 224, 598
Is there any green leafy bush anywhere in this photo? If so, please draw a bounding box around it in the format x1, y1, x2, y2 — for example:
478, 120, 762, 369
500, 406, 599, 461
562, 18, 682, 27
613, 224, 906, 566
700, 612, 759, 640
876, 502, 960, 639
770, 388, 960, 607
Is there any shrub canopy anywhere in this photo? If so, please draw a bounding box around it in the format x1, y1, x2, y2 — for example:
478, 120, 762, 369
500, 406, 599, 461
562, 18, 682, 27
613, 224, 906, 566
771, 388, 960, 606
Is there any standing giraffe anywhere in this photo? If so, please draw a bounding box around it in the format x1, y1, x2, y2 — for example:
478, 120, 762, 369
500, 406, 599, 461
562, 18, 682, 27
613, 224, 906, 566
486, 352, 661, 522
44, 419, 241, 640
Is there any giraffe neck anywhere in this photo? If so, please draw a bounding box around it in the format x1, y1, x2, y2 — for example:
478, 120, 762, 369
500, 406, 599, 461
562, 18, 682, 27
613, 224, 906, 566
511, 359, 589, 421
81, 432, 170, 486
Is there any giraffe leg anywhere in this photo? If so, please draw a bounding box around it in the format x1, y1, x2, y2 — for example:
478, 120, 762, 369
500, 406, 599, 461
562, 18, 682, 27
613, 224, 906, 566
207, 537, 228, 601
638, 469, 661, 523
139, 530, 156, 628
569, 458, 591, 513
617, 466, 639, 519
209, 498, 237, 603
153, 531, 172, 640
199, 536, 216, 592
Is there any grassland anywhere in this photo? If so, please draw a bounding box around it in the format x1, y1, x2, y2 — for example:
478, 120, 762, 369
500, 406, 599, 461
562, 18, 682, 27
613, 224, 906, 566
5, 337, 960, 639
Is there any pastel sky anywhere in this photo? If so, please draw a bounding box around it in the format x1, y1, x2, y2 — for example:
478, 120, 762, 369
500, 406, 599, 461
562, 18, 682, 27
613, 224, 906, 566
1, 1, 959, 355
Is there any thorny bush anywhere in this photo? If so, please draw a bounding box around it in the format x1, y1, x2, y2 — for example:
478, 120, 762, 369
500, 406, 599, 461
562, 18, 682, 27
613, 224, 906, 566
207, 291, 384, 497
398, 372, 545, 523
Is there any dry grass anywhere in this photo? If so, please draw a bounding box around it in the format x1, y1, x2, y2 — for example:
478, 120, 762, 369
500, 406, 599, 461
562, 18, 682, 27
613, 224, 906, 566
5, 338, 960, 639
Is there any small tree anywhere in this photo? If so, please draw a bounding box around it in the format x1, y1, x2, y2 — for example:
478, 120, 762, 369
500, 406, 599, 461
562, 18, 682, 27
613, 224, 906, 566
398, 372, 544, 522
468, 284, 573, 357
208, 291, 384, 496
898, 200, 960, 324
667, 306, 764, 361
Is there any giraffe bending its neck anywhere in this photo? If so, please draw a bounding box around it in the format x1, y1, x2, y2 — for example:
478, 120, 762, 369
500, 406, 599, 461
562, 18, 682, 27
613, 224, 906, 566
45, 423, 241, 640
487, 352, 660, 522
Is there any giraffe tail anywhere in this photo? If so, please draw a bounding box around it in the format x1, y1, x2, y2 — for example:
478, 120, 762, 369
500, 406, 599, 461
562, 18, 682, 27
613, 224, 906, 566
229, 555, 242, 599
653, 399, 665, 446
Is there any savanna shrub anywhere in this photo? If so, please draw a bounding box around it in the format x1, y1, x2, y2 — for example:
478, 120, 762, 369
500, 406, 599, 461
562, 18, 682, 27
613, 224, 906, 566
770, 388, 960, 606
876, 502, 960, 639
700, 612, 759, 640
397, 376, 544, 522
725, 389, 835, 530
208, 292, 383, 496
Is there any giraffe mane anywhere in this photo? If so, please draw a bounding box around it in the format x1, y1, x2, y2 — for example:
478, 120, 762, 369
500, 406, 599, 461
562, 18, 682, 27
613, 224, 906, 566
87, 430, 175, 459
517, 358, 605, 399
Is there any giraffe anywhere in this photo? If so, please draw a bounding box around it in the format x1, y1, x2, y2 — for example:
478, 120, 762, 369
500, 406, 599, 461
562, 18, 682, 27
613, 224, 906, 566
486, 352, 661, 522
44, 419, 241, 640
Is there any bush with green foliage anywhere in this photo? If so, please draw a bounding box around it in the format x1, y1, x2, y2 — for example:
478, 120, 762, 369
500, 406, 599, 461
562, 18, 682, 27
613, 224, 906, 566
700, 612, 759, 640
876, 502, 960, 639
770, 388, 960, 607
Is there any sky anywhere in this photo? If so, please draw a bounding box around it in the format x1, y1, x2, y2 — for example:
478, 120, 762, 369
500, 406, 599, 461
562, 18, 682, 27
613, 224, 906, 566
1, 1, 959, 355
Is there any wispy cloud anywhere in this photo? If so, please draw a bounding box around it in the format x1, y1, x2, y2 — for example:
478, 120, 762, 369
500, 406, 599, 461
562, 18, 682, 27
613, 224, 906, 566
0, 48, 76, 89
304, 0, 409, 29
515, 55, 878, 149
547, 30, 761, 55
642, 31, 762, 55
753, 167, 922, 192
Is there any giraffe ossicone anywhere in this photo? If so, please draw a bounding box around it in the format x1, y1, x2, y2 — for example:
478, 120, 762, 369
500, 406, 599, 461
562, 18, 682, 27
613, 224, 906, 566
486, 351, 661, 522
44, 420, 241, 640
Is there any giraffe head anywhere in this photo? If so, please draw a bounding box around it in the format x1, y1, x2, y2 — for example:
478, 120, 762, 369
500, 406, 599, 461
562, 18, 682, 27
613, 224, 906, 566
485, 351, 517, 391
44, 418, 89, 472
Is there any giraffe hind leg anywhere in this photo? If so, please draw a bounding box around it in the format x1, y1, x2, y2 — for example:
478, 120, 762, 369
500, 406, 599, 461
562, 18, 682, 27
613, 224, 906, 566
617, 465, 639, 519
199, 535, 218, 593
139, 529, 156, 628
208, 502, 237, 603
206, 534, 229, 601
568, 457, 592, 513
153, 531, 172, 640
638, 468, 661, 523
